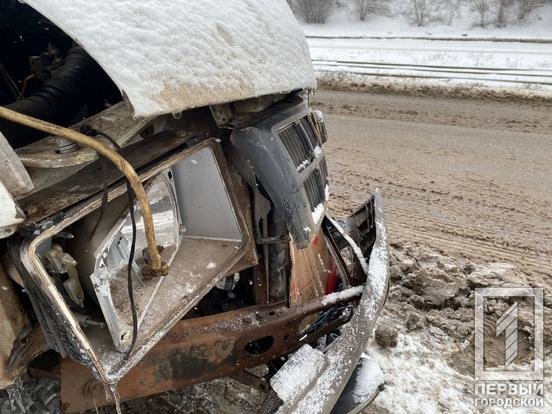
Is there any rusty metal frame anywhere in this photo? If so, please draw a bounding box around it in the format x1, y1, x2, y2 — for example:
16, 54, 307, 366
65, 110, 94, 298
59, 286, 363, 413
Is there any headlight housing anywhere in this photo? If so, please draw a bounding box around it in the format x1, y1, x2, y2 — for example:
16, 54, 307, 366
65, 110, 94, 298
78, 171, 181, 351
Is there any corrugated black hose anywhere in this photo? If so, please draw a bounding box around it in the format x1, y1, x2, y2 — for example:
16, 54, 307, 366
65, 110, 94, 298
0, 44, 106, 148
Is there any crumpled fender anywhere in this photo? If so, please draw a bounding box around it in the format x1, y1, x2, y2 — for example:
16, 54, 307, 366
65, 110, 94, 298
270, 190, 390, 413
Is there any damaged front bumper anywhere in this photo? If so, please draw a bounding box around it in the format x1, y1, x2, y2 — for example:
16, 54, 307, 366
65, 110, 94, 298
270, 189, 390, 414
58, 190, 389, 413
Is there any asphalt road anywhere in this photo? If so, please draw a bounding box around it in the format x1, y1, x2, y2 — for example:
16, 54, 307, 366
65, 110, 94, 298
313, 90, 552, 281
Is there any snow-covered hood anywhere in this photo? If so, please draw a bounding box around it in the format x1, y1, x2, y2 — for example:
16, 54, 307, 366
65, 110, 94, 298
26, 0, 316, 118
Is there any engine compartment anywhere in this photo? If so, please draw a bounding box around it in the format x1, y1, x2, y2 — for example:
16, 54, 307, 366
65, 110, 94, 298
0, 2, 121, 149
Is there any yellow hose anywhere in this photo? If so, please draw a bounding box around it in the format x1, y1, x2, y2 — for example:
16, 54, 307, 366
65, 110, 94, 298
0, 106, 168, 276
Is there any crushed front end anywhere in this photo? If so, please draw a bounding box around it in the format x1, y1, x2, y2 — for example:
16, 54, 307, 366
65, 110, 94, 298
0, 3, 389, 413
2, 94, 389, 413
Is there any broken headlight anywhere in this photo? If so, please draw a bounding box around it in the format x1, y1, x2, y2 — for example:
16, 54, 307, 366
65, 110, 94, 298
73, 171, 181, 351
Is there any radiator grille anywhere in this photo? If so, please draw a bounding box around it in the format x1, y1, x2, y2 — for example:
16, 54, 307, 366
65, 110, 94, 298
304, 169, 326, 212
278, 114, 328, 216
278, 123, 315, 169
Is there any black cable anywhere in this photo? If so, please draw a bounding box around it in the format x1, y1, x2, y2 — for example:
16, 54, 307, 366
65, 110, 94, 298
83, 125, 119, 239
124, 181, 138, 358
298, 304, 353, 339
88, 156, 109, 239
80, 124, 139, 357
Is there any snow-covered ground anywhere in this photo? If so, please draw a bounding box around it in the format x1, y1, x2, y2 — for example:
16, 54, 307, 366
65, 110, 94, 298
368, 329, 552, 414
365, 242, 552, 414
308, 37, 552, 90
366, 331, 475, 413
308, 37, 552, 70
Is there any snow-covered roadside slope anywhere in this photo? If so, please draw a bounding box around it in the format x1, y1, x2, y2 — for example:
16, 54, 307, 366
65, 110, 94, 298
307, 37, 552, 98
366, 331, 475, 413
366, 242, 552, 414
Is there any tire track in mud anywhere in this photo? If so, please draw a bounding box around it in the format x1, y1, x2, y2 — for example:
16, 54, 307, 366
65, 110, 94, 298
320, 91, 552, 281
387, 224, 552, 277
329, 173, 552, 277
329, 172, 550, 255
330, 184, 552, 277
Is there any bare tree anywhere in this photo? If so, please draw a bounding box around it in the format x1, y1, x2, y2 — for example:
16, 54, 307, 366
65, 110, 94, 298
442, 0, 462, 25
353, 0, 382, 21
518, 0, 542, 21
291, 0, 335, 24
472, 0, 490, 26
493, 0, 513, 27
411, 0, 427, 26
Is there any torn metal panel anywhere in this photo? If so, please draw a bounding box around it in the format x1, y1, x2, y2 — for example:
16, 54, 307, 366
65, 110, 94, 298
271, 190, 390, 414
24, 0, 316, 118
289, 233, 330, 307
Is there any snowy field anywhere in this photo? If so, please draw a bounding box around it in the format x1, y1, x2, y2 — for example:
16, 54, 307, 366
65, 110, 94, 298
298, 1, 552, 96
307, 37, 552, 70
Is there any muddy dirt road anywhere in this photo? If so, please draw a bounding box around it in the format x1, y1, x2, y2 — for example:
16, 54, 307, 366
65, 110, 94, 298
313, 90, 552, 281
314, 90, 552, 414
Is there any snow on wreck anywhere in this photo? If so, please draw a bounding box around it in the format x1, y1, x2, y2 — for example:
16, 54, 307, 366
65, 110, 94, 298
24, 0, 317, 118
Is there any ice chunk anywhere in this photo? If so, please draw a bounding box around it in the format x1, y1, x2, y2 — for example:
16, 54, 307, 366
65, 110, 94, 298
270, 345, 326, 402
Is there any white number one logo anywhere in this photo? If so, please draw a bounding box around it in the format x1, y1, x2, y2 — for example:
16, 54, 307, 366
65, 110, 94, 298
496, 302, 518, 366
